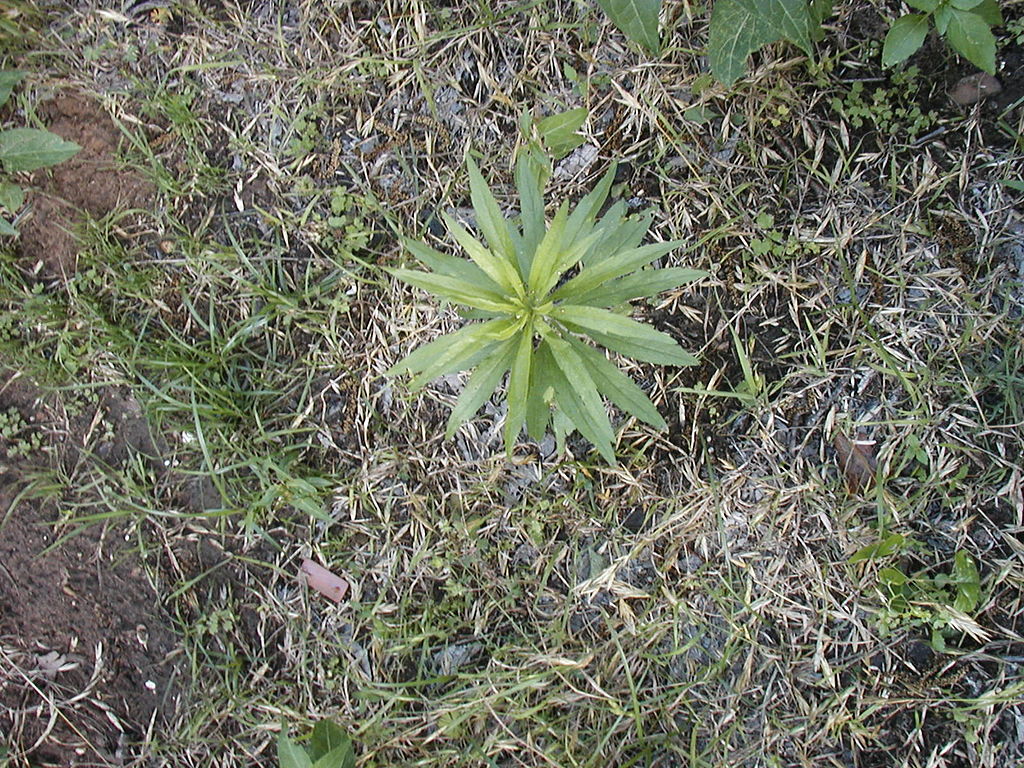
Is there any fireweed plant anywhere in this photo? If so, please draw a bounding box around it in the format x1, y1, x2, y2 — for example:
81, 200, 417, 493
387, 156, 705, 464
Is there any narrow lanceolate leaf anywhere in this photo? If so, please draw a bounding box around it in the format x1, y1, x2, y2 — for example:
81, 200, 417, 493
445, 337, 518, 438
562, 164, 617, 249
543, 333, 617, 464
0, 128, 80, 172
585, 208, 651, 266
504, 327, 534, 453
566, 336, 666, 428
555, 305, 695, 366
549, 239, 684, 302
598, 0, 662, 55
574, 267, 707, 307
542, 230, 603, 299
945, 8, 997, 74
387, 317, 519, 382
441, 211, 524, 297
526, 342, 557, 440
707, 0, 813, 86
466, 155, 516, 262
388, 268, 517, 313
882, 15, 928, 68
527, 201, 569, 296
404, 238, 504, 294
515, 152, 547, 275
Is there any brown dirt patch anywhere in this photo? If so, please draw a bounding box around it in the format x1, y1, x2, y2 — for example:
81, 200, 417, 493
0, 374, 179, 767
17, 92, 154, 281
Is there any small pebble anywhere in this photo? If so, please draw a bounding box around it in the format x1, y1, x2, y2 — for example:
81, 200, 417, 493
950, 72, 1002, 106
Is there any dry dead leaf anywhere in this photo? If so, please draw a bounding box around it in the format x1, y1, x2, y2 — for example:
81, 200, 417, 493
300, 559, 349, 603
834, 432, 878, 493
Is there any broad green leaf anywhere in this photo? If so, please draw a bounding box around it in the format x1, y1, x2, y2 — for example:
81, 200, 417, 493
441, 212, 524, 298
562, 163, 617, 248
310, 720, 351, 761
278, 732, 314, 768
972, 0, 1002, 26
515, 151, 547, 274
404, 238, 504, 294
574, 267, 707, 306
466, 155, 516, 262
312, 743, 356, 768
567, 336, 666, 428
933, 5, 952, 34
0, 71, 26, 109
527, 201, 569, 296
707, 0, 813, 86
946, 9, 997, 74
544, 333, 617, 464
882, 15, 928, 68
504, 326, 534, 452
597, 0, 662, 55
952, 551, 980, 613
549, 239, 684, 302
0, 216, 17, 236
537, 107, 589, 159
0, 182, 24, 212
388, 268, 517, 313
905, 0, 939, 11
951, 0, 984, 10
0, 128, 80, 172
445, 336, 518, 437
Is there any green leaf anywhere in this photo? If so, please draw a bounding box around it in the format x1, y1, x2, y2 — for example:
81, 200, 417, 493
515, 152, 547, 275
544, 333, 618, 464
707, 0, 814, 86
0, 128, 81, 172
388, 268, 518, 313
445, 336, 518, 438
553, 304, 696, 366
574, 267, 707, 306
549, 239, 684, 302
950, 0, 984, 10
527, 201, 569, 296
310, 721, 351, 762
905, 0, 939, 11
946, 9, 997, 74
0, 216, 17, 236
537, 107, 589, 159
466, 155, 516, 263
388, 317, 521, 387
278, 732, 314, 768
0, 182, 24, 212
0, 71, 27, 109
848, 533, 905, 563
567, 337, 666, 428
526, 342, 557, 440
999, 179, 1024, 191
312, 743, 356, 768
952, 551, 980, 613
597, 0, 662, 55
585, 209, 652, 266
971, 0, 1002, 26
504, 326, 534, 452
404, 238, 504, 294
441, 211, 524, 298
933, 5, 952, 34
882, 15, 929, 67
562, 163, 616, 248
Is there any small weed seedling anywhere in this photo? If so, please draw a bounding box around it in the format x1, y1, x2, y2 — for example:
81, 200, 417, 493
278, 720, 355, 768
0, 70, 80, 235
388, 155, 705, 464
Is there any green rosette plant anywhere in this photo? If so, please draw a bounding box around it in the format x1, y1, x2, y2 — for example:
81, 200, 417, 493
386, 155, 705, 464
